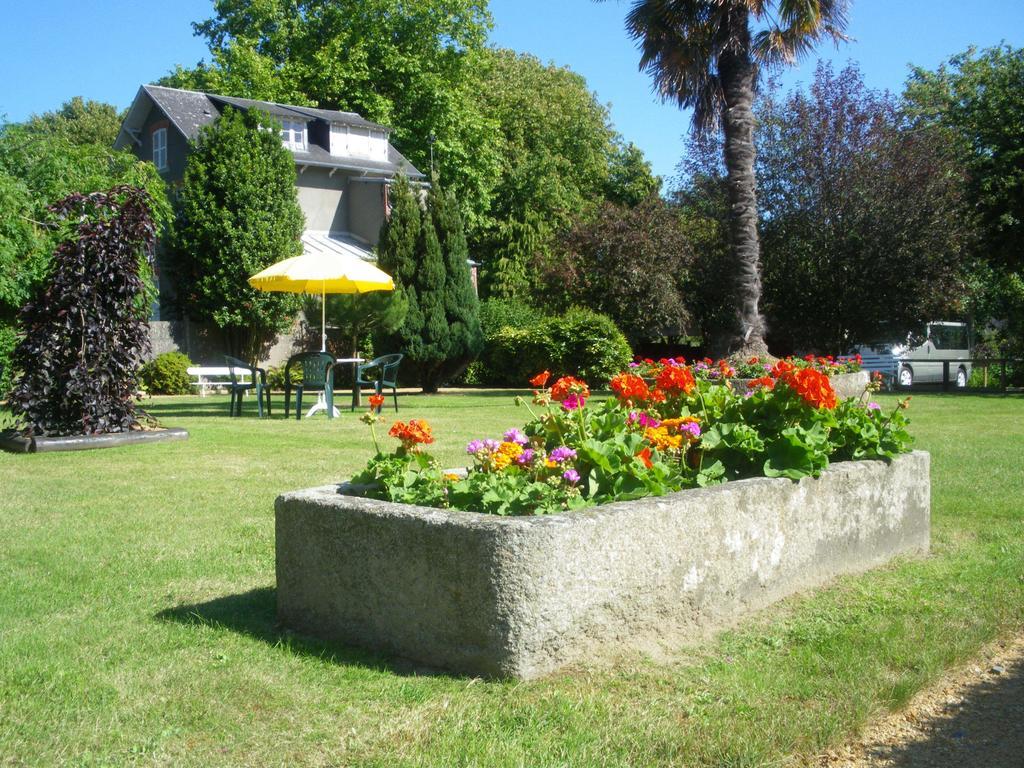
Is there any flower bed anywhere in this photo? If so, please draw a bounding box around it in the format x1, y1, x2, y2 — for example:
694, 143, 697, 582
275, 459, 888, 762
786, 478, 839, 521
352, 357, 910, 516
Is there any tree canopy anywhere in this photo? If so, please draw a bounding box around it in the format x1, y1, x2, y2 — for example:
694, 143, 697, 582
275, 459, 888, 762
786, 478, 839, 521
675, 63, 972, 353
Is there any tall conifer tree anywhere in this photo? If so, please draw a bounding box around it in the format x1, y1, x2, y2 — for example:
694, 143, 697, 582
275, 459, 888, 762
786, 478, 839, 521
429, 176, 483, 381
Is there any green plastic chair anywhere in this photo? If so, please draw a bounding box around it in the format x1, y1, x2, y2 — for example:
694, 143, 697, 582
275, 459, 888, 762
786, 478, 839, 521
224, 355, 270, 417
285, 352, 336, 419
354, 354, 403, 413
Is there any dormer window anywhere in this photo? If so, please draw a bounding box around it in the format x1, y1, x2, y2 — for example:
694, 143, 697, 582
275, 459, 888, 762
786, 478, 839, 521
329, 124, 388, 161
152, 127, 168, 171
280, 119, 307, 151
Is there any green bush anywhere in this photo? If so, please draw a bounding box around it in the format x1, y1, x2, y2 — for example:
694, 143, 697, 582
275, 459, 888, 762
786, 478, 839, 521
265, 364, 303, 391
0, 322, 17, 397
475, 306, 632, 387
545, 308, 633, 386
139, 352, 193, 395
478, 298, 545, 337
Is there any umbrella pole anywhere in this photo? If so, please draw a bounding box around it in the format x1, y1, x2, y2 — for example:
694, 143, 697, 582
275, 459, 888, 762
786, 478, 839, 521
321, 281, 327, 353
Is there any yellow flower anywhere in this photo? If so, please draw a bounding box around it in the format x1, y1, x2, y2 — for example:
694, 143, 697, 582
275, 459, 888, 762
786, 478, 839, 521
492, 441, 524, 470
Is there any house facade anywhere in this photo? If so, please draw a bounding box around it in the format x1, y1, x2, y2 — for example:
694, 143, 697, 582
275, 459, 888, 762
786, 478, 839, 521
114, 84, 424, 363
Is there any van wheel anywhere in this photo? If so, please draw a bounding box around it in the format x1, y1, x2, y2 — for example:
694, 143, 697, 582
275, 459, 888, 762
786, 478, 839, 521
898, 365, 914, 387
956, 367, 968, 388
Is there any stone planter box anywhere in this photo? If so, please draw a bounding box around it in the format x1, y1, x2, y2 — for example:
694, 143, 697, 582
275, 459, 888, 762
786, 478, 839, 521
276, 451, 929, 680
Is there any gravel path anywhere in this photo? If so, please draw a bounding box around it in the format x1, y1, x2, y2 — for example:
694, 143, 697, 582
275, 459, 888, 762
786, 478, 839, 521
814, 637, 1024, 767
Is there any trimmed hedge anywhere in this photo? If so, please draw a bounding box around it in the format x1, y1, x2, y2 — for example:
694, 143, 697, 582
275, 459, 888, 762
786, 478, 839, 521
473, 302, 632, 387
139, 352, 193, 395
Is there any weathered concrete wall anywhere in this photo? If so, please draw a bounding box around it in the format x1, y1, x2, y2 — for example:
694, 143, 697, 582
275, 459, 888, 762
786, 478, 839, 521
148, 318, 305, 367
276, 451, 930, 680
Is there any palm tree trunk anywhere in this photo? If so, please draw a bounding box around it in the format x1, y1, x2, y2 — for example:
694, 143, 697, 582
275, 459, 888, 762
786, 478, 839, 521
719, 9, 769, 358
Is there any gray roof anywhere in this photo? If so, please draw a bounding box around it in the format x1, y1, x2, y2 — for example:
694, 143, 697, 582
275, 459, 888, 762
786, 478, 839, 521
115, 84, 422, 178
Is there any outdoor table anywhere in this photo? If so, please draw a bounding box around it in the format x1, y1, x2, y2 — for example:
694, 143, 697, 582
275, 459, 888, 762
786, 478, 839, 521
304, 356, 364, 418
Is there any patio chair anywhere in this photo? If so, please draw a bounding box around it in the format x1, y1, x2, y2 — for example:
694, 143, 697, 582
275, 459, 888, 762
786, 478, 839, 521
354, 354, 403, 413
284, 352, 336, 419
223, 355, 271, 418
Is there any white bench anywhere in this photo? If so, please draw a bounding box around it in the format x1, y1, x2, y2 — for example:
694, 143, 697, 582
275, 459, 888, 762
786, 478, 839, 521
187, 366, 253, 397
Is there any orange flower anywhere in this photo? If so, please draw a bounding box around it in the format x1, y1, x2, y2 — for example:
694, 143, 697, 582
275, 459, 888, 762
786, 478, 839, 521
388, 419, 435, 450
491, 441, 524, 470
368, 394, 385, 409
529, 370, 551, 388
636, 447, 653, 468
771, 359, 796, 378
748, 376, 775, 391
550, 376, 590, 402
779, 368, 837, 409
610, 373, 650, 404
655, 364, 696, 395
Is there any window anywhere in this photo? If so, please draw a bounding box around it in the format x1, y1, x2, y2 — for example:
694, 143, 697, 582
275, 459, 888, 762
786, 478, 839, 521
280, 119, 307, 151
152, 128, 167, 171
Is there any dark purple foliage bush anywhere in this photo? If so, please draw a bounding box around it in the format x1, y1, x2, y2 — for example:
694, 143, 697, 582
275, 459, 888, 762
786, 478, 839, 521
9, 186, 155, 436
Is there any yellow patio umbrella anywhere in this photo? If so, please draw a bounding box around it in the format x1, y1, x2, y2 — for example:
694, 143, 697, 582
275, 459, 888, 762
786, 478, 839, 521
248, 234, 394, 352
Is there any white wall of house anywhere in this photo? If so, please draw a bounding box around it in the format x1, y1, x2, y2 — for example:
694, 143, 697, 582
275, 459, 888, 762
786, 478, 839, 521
329, 124, 389, 162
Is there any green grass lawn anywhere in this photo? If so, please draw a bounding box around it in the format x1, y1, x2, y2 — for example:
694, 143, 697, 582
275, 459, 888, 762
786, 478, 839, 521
1, 391, 1022, 767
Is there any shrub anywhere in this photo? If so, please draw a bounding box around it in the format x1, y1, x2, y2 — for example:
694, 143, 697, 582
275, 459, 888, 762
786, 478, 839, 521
139, 352, 193, 395
473, 303, 632, 387
0, 322, 17, 397
544, 308, 632, 386
9, 186, 154, 435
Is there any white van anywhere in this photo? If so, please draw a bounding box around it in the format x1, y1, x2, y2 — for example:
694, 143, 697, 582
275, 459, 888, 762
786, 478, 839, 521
856, 322, 972, 388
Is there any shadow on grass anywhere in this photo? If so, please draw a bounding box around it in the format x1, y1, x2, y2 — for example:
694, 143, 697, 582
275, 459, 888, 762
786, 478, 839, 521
156, 586, 455, 678
856, 659, 1023, 766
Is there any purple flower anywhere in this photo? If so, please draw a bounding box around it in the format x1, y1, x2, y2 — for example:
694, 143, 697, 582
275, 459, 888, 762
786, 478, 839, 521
680, 421, 702, 440
562, 468, 580, 485
515, 448, 535, 466
503, 428, 529, 446
483, 438, 501, 452
867, 401, 882, 411
466, 439, 484, 454
628, 361, 640, 368
549, 446, 577, 463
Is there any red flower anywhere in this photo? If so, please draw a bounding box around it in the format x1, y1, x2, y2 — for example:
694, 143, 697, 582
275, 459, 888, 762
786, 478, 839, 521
655, 364, 696, 395
388, 419, 435, 450
529, 370, 551, 388
368, 394, 385, 409
636, 447, 653, 468
779, 368, 837, 410
550, 376, 590, 402
610, 373, 650, 404
748, 376, 775, 391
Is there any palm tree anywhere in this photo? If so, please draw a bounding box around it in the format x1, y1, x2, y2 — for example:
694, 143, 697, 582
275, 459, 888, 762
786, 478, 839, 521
611, 0, 849, 356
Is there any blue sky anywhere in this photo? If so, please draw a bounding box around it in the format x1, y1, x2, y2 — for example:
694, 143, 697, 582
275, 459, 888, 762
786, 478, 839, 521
2, 0, 1022, 185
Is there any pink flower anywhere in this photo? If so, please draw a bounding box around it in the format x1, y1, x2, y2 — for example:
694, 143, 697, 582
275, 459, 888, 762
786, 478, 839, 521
562, 469, 580, 485
562, 392, 586, 411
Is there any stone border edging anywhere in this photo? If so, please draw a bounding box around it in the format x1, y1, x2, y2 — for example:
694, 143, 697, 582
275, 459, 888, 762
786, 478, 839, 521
0, 427, 189, 453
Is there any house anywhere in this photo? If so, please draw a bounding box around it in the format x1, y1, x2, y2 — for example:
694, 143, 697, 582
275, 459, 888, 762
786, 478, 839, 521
114, 84, 425, 362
